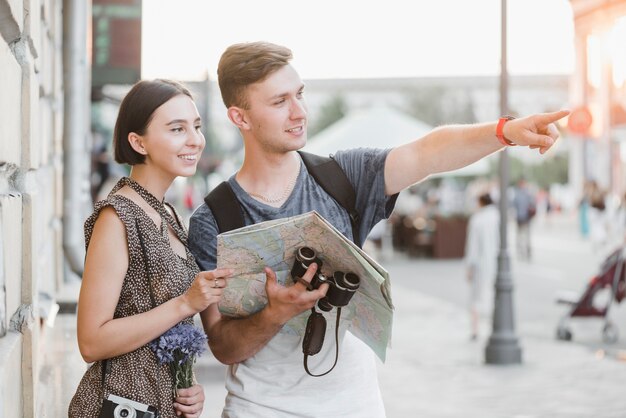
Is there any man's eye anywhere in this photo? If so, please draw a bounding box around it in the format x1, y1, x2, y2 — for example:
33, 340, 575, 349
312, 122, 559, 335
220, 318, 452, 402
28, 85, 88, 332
195, 125, 202, 131
297, 91, 304, 99
274, 99, 286, 105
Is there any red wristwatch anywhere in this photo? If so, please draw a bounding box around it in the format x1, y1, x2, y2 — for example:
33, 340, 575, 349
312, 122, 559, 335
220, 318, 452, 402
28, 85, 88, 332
496, 116, 517, 146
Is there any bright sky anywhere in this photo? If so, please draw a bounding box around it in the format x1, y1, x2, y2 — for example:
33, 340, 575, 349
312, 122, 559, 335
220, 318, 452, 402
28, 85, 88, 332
142, 0, 575, 81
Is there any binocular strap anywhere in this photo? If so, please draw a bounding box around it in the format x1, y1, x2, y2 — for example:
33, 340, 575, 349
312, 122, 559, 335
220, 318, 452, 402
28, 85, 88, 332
303, 308, 342, 377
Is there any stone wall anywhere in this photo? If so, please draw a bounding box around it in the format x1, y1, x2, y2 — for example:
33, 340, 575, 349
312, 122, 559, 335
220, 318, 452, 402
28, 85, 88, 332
0, 0, 65, 416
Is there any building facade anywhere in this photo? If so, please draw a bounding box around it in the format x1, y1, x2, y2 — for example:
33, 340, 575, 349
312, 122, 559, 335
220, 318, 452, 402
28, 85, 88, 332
569, 0, 626, 194
0, 0, 81, 416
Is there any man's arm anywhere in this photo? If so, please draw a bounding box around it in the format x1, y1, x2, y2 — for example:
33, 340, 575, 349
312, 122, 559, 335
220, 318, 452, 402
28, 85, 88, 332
384, 110, 569, 195
200, 266, 328, 364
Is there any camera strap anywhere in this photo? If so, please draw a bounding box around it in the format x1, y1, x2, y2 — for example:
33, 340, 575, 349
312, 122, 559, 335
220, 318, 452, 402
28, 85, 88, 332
303, 307, 342, 377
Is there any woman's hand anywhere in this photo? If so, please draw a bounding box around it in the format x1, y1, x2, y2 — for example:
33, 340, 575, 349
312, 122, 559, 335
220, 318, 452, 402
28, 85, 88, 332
173, 384, 205, 417
181, 268, 233, 314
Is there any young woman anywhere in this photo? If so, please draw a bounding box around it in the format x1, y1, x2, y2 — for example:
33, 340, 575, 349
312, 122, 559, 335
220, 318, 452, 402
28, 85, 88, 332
69, 79, 232, 418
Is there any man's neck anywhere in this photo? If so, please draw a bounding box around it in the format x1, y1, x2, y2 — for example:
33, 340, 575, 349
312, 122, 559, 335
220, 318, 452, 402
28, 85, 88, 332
237, 150, 301, 202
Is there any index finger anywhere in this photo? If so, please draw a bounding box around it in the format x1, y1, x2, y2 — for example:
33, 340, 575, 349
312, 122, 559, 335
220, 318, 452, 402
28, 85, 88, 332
537, 109, 570, 125
200, 268, 235, 280
175, 384, 203, 399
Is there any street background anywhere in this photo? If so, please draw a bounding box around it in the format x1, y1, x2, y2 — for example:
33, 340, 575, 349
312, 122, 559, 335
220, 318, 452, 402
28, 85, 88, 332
47, 212, 626, 417
5, 1, 626, 416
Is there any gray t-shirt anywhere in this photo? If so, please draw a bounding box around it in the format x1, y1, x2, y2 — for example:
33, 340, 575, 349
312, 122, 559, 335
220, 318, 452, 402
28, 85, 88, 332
189, 148, 397, 418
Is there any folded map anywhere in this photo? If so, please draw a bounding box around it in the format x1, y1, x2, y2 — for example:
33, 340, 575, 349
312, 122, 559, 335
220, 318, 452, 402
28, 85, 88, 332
216, 210, 394, 361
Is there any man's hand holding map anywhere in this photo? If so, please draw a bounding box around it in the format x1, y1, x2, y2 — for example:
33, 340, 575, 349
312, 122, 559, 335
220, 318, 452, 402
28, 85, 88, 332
216, 211, 394, 361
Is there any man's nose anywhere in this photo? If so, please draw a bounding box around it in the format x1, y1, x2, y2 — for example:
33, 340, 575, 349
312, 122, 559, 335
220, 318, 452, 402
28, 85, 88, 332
290, 98, 307, 119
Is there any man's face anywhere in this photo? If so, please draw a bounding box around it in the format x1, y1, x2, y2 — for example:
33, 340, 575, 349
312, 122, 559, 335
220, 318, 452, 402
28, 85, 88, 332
242, 64, 308, 153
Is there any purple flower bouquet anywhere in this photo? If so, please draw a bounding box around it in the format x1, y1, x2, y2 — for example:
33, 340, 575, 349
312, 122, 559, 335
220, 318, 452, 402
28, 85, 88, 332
149, 323, 207, 395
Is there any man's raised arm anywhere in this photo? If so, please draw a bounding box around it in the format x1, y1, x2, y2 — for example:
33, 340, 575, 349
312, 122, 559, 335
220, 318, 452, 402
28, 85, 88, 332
384, 110, 570, 195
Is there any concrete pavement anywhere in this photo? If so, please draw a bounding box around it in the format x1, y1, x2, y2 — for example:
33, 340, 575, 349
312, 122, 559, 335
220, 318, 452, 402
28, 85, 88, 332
48, 213, 626, 417
378, 279, 626, 418
379, 213, 626, 417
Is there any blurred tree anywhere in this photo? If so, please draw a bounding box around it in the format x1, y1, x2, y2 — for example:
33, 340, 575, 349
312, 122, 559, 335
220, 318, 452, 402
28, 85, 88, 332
489, 154, 569, 188
309, 95, 347, 136
526, 154, 569, 188
405, 86, 477, 126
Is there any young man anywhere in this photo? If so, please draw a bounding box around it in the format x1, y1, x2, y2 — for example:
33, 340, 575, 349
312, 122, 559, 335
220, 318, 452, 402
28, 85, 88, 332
188, 42, 569, 418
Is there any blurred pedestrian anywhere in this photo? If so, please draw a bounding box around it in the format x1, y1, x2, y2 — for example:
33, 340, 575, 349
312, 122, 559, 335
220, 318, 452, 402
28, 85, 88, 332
513, 178, 536, 260
589, 185, 608, 252
579, 180, 597, 239
69, 79, 233, 418
465, 193, 499, 340
615, 192, 626, 243
90, 139, 111, 203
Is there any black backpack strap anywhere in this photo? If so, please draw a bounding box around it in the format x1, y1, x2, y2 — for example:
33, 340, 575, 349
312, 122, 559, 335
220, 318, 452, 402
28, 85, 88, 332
298, 151, 361, 246
203, 154, 361, 246
204, 181, 245, 233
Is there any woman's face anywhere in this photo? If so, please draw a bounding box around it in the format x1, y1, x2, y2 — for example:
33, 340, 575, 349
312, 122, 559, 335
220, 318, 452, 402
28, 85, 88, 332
140, 94, 205, 179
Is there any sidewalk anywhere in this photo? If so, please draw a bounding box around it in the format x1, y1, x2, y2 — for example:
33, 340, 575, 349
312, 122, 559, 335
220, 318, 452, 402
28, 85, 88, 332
376, 213, 626, 417
378, 280, 626, 418
48, 213, 626, 417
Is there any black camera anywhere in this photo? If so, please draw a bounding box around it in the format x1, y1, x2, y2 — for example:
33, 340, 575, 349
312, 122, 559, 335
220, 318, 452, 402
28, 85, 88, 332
99, 394, 158, 418
290, 246, 360, 312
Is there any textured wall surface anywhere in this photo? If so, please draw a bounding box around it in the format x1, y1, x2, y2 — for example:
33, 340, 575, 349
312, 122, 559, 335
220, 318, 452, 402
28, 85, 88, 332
0, 0, 65, 416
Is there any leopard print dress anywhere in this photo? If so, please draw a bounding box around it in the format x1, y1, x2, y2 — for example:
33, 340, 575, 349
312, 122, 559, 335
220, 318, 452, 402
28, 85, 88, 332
68, 177, 200, 418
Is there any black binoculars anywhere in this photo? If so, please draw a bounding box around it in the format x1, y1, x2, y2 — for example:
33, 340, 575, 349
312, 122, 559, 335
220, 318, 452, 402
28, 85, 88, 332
290, 246, 360, 312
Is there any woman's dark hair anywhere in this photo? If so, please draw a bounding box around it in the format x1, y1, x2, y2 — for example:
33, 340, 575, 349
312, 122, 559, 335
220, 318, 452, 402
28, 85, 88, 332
113, 79, 193, 165
479, 193, 493, 206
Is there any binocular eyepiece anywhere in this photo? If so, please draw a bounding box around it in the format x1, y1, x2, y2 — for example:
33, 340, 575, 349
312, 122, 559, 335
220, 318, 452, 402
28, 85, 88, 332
290, 246, 360, 312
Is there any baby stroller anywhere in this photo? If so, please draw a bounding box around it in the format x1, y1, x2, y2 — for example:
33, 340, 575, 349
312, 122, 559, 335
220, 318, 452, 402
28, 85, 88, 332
556, 246, 626, 343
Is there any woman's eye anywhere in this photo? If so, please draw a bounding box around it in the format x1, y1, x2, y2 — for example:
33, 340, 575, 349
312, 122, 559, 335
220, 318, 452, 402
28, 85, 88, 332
171, 127, 184, 133
195, 125, 202, 131
274, 99, 286, 105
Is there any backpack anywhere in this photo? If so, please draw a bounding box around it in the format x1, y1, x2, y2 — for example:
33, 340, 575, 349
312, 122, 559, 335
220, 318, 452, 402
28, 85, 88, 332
203, 151, 362, 246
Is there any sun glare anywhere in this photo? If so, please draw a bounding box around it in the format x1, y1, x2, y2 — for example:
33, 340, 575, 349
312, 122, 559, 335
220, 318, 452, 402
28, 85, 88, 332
609, 16, 626, 88
141, 0, 574, 81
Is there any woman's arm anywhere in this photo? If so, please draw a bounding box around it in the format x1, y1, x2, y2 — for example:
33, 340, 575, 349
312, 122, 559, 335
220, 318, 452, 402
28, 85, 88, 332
77, 206, 231, 363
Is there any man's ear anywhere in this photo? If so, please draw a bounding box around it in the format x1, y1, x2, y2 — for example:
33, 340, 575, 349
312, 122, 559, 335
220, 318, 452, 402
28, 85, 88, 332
227, 107, 251, 131
128, 133, 147, 155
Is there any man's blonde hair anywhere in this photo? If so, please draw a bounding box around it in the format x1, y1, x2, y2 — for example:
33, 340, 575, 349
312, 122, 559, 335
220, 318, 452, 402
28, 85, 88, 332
217, 41, 293, 109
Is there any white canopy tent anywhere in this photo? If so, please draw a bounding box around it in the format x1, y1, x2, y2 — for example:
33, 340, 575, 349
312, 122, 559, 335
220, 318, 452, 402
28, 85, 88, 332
303, 105, 489, 178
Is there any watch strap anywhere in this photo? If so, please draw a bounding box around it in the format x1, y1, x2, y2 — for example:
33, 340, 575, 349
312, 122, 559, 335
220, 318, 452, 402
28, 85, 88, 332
496, 116, 517, 146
